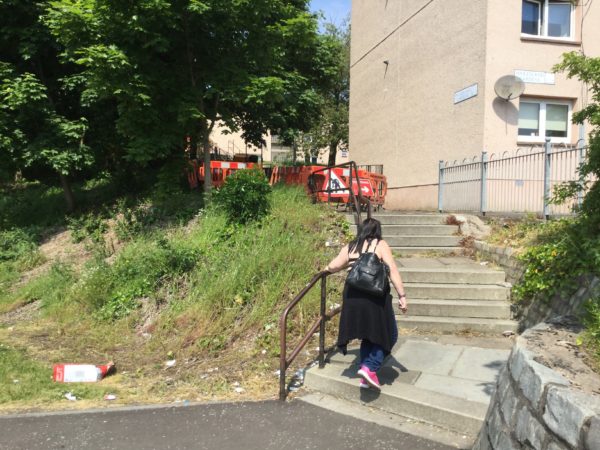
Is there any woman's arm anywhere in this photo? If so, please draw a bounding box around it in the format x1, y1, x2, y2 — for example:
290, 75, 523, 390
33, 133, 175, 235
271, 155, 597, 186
324, 245, 350, 273
379, 241, 408, 313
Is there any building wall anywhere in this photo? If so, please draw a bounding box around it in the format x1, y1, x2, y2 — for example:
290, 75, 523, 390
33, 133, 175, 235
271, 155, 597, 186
210, 123, 271, 162
482, 0, 599, 155
210, 123, 349, 165
350, 0, 600, 211
350, 0, 489, 210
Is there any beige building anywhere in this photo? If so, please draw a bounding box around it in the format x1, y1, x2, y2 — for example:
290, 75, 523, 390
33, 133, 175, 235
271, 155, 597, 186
350, 0, 600, 210
210, 124, 349, 165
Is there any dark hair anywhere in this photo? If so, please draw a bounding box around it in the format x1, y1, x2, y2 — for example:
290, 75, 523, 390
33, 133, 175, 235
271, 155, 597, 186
349, 218, 382, 254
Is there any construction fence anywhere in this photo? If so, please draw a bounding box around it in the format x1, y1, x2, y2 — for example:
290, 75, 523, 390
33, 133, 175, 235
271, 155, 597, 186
438, 140, 588, 217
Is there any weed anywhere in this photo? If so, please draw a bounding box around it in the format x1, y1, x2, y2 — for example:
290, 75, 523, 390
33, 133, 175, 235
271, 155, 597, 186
67, 212, 107, 244
0, 228, 38, 261
445, 215, 462, 226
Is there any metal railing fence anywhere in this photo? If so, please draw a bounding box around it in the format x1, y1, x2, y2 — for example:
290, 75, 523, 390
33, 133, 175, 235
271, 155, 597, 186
438, 139, 588, 217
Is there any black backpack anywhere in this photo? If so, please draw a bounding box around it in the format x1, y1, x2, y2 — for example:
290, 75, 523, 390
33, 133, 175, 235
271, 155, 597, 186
346, 239, 390, 297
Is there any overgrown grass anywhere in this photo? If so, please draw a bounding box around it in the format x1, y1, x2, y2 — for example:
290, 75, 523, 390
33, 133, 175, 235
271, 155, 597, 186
0, 342, 112, 406
487, 215, 600, 370
0, 182, 346, 406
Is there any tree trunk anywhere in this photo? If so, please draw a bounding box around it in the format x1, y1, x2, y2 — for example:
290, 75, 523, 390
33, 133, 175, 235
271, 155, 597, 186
328, 140, 339, 166
59, 173, 76, 212
202, 131, 212, 193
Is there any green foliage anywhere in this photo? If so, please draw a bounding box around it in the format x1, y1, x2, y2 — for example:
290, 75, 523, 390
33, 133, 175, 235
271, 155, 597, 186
554, 53, 600, 226
513, 219, 600, 302
0, 343, 110, 404
215, 169, 272, 224
285, 20, 350, 165
67, 212, 107, 243
44, 0, 325, 192
95, 288, 143, 322
0, 228, 38, 261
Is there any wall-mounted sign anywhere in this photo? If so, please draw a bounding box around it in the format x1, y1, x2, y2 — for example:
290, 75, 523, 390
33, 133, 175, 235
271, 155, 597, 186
514, 70, 555, 85
454, 83, 478, 104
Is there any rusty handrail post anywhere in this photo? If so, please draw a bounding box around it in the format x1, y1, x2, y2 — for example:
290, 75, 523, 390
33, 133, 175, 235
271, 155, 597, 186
327, 168, 332, 206
318, 275, 327, 368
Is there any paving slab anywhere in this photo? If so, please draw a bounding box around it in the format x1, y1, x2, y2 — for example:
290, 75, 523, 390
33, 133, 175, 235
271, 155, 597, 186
414, 373, 496, 404
392, 340, 465, 376
450, 347, 510, 383
396, 258, 447, 269
435, 336, 514, 350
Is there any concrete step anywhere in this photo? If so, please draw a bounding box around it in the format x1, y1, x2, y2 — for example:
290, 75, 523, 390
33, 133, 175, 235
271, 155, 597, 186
350, 224, 459, 235
347, 214, 447, 225
391, 247, 461, 255
298, 393, 475, 449
402, 283, 510, 301
384, 235, 462, 247
397, 268, 506, 285
303, 363, 487, 436
398, 299, 511, 319
396, 316, 518, 334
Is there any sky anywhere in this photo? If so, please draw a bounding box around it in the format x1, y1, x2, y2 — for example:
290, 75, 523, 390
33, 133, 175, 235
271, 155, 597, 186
310, 0, 351, 25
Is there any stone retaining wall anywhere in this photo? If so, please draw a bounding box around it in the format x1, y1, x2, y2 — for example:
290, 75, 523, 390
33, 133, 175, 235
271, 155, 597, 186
473, 323, 600, 450
473, 241, 600, 331
473, 240, 524, 286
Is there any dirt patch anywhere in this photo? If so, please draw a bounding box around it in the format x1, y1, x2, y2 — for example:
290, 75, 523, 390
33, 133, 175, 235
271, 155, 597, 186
0, 300, 42, 326
523, 317, 600, 396
12, 229, 92, 291
39, 228, 92, 267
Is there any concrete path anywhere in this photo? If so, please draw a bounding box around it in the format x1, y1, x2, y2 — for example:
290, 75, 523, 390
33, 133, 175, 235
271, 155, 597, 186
303, 335, 513, 440
0, 401, 455, 450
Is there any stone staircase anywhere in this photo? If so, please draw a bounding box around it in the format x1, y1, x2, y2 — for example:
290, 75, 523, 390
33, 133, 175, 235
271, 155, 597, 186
348, 212, 462, 254
300, 212, 519, 442
348, 212, 518, 335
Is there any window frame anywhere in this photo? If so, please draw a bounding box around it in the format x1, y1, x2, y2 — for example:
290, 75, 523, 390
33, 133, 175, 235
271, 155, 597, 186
521, 0, 575, 41
518, 99, 572, 144
522, 0, 543, 36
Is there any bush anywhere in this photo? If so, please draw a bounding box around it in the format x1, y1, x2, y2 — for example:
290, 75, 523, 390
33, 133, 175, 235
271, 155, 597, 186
67, 212, 107, 243
0, 228, 38, 261
513, 219, 599, 302
214, 169, 272, 224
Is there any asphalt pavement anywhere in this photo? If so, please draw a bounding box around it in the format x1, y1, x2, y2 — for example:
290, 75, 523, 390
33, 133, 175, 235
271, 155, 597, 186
0, 400, 455, 450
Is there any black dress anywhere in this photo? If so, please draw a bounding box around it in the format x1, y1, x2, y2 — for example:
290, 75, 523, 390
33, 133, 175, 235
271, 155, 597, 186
336, 280, 396, 355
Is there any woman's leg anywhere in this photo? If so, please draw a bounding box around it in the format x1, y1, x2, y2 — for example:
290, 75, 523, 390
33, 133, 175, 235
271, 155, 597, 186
361, 341, 386, 372
359, 339, 372, 367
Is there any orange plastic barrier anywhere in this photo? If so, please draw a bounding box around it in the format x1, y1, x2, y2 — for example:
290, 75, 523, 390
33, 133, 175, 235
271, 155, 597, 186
190, 161, 388, 208
272, 166, 388, 209
192, 160, 257, 188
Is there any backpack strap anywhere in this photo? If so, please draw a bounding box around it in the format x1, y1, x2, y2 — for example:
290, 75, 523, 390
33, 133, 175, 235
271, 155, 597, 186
371, 239, 380, 252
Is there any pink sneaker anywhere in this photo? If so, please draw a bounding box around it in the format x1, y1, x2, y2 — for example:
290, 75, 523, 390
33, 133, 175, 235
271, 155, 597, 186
357, 365, 381, 390
359, 379, 369, 389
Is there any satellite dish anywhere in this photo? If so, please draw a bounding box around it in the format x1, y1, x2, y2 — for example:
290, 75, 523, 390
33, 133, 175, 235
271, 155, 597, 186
494, 75, 525, 101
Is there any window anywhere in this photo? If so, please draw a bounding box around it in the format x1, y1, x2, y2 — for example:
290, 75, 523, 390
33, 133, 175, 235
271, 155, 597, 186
518, 99, 571, 143
521, 0, 574, 39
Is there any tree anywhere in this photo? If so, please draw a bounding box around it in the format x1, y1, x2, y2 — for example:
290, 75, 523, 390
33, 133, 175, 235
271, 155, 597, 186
302, 21, 349, 166
0, 0, 94, 211
45, 0, 323, 193
554, 52, 600, 227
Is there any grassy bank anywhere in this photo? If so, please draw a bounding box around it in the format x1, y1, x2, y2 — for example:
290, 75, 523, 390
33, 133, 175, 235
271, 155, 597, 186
0, 183, 347, 411
486, 216, 600, 370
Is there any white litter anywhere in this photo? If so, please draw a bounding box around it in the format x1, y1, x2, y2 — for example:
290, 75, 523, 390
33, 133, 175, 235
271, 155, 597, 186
165, 360, 177, 368
502, 330, 515, 337
234, 387, 245, 394
64, 392, 77, 401
104, 394, 117, 401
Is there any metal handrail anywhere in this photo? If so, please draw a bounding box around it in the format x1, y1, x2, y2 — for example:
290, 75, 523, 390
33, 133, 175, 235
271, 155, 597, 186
279, 271, 341, 400
308, 161, 372, 225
